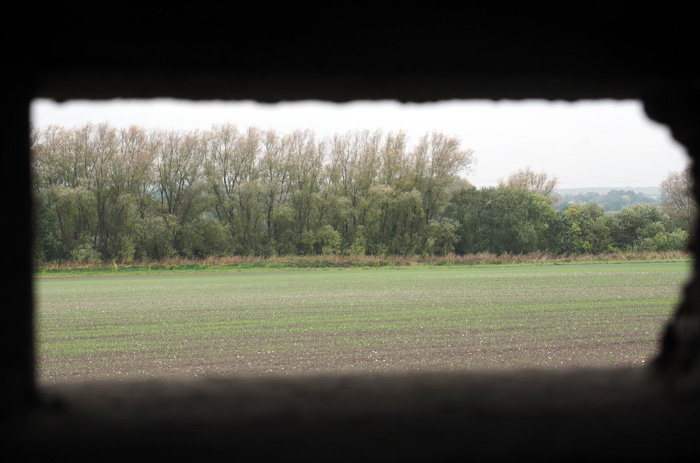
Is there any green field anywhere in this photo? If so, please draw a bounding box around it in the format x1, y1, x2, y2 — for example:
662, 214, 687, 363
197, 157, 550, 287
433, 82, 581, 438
34, 261, 692, 384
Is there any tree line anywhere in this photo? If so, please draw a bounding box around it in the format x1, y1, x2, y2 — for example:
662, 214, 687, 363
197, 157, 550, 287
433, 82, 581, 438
30, 123, 695, 263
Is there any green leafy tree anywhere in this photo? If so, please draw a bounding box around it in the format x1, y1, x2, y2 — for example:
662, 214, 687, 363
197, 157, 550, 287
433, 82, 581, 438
441, 186, 489, 254
411, 131, 475, 222
560, 203, 611, 254
480, 187, 554, 254
286, 129, 325, 251
546, 210, 576, 255
609, 203, 685, 251
154, 129, 208, 254
442, 186, 554, 255
316, 224, 342, 255
423, 219, 459, 256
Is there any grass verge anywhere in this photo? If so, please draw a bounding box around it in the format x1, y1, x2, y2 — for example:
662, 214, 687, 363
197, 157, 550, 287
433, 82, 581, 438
35, 251, 693, 276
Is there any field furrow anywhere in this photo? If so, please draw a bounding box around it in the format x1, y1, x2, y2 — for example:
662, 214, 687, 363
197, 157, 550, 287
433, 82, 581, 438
34, 261, 691, 383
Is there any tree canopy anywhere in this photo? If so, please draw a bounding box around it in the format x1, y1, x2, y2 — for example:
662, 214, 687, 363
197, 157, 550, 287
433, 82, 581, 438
31, 123, 693, 263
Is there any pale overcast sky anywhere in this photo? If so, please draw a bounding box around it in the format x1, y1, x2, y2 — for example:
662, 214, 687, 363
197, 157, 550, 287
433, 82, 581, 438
30, 98, 690, 190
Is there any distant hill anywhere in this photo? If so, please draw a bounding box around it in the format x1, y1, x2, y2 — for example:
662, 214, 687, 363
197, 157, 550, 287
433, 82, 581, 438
552, 187, 662, 211
555, 187, 660, 197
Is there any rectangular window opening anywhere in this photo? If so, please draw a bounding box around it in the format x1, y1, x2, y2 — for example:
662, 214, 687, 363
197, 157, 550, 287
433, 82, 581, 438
29, 97, 695, 385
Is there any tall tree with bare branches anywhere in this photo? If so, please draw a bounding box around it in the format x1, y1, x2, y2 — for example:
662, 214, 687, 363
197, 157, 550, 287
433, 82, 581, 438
499, 166, 558, 199
660, 164, 697, 234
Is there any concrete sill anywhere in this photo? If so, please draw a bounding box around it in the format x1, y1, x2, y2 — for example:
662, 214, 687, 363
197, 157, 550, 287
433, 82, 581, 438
9, 367, 700, 461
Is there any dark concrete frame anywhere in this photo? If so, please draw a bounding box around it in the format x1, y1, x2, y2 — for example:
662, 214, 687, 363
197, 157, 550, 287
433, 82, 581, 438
3, 8, 699, 461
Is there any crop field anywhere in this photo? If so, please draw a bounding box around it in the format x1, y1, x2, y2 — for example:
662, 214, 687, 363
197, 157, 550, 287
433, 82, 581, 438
34, 261, 692, 384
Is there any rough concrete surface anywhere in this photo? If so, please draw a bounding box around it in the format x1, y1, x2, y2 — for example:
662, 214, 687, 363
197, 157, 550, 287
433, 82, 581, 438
4, 7, 700, 461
